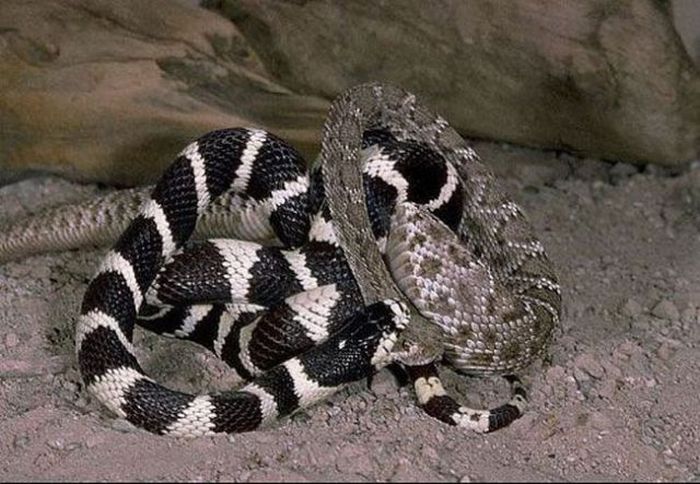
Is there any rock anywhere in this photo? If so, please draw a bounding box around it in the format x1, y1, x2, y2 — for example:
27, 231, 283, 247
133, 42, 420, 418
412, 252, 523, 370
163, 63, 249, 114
601, 360, 622, 379
422, 445, 439, 461
46, 439, 64, 450
598, 379, 618, 399
335, 443, 375, 475
657, 342, 675, 361
612, 340, 638, 360
4, 332, 19, 348
589, 411, 613, 431
572, 158, 613, 183
84, 434, 105, 449
632, 316, 653, 332
609, 162, 639, 184
546, 365, 567, 381
684, 168, 700, 214
216, 0, 699, 167
370, 368, 400, 399
651, 299, 680, 321
12, 435, 30, 449
573, 367, 590, 384
680, 307, 697, 324
0, 0, 327, 185
673, 0, 700, 64
621, 298, 643, 318
574, 353, 606, 379
1, 0, 698, 186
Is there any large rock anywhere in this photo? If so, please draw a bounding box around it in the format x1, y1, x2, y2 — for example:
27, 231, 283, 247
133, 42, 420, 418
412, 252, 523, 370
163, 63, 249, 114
0, 0, 697, 186
216, 0, 699, 167
0, 0, 328, 185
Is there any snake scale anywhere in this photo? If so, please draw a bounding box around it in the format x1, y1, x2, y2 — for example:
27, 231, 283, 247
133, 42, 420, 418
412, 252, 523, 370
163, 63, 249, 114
0, 82, 560, 436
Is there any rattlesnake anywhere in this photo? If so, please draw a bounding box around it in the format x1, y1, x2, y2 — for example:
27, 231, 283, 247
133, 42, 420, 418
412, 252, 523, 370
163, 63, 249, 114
0, 82, 560, 435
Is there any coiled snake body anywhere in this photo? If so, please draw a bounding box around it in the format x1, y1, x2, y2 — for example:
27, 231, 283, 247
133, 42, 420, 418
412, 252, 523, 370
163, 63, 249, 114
1, 83, 560, 436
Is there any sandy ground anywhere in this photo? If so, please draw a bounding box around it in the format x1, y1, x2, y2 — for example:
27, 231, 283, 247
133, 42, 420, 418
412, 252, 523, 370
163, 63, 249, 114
0, 142, 699, 482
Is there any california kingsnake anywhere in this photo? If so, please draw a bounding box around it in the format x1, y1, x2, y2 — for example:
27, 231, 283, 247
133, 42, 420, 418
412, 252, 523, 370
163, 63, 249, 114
68, 83, 561, 436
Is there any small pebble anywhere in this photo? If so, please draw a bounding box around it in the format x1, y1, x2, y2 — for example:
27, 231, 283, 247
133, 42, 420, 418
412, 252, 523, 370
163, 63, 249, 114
61, 379, 79, 393
65, 442, 81, 452
4, 332, 19, 348
589, 411, 613, 431
656, 342, 674, 361
598, 379, 617, 399
620, 298, 643, 318
423, 445, 439, 461
546, 365, 566, 381
370, 369, 398, 398
609, 162, 638, 183
613, 341, 638, 359
85, 435, 105, 449
573, 367, 590, 383
601, 361, 622, 379
13, 435, 30, 449
574, 353, 605, 379
47, 439, 64, 450
651, 299, 679, 321
680, 307, 697, 324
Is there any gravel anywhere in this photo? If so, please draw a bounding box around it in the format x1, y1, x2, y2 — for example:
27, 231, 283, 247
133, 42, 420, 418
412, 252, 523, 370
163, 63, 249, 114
1, 144, 699, 481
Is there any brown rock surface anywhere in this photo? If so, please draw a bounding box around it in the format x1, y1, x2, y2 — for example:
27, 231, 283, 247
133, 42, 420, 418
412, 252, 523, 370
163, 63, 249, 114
0, 0, 698, 185
0, 0, 328, 185
220, 0, 699, 165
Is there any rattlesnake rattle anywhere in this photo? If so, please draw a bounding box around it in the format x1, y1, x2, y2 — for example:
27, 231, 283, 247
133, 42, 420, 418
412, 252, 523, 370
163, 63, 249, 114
0, 82, 560, 434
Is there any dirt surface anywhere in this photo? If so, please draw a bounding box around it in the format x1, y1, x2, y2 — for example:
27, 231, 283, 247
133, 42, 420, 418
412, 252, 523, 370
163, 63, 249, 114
1, 142, 699, 481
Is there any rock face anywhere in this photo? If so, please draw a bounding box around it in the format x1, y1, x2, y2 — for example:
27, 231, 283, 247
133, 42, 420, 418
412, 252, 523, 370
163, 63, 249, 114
0, 0, 698, 185
219, 0, 698, 165
0, 0, 328, 185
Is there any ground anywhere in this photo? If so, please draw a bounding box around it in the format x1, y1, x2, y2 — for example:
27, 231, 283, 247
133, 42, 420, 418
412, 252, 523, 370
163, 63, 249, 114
0, 141, 698, 481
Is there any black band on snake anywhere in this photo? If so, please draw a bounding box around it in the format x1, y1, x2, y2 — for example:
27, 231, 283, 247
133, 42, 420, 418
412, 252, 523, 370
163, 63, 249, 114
60, 82, 560, 436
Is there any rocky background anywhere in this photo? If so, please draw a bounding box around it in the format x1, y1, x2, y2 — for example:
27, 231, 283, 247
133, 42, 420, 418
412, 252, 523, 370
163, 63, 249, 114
1, 0, 698, 185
